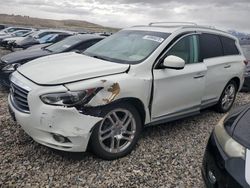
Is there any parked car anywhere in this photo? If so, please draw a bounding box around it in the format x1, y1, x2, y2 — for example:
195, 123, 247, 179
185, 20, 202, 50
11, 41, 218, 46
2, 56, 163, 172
8, 23, 246, 160
0, 29, 35, 47
0, 29, 33, 40
0, 27, 32, 36
10, 30, 74, 49
241, 45, 250, 91
202, 104, 250, 187
0, 24, 6, 30
0, 34, 105, 87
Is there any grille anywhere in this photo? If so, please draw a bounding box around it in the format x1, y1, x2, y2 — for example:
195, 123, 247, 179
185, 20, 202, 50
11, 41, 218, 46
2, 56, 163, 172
10, 82, 30, 113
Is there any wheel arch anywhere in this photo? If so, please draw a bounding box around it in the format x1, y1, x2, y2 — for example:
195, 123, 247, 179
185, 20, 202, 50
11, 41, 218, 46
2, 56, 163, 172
110, 97, 147, 126
230, 77, 241, 91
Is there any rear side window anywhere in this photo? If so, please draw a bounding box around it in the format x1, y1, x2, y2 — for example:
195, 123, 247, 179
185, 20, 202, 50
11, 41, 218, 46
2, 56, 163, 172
200, 33, 223, 60
220, 36, 240, 55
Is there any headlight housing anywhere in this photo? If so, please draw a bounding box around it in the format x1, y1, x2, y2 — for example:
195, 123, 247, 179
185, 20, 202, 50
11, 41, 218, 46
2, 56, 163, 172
214, 115, 246, 159
1, 63, 21, 71
40, 88, 102, 107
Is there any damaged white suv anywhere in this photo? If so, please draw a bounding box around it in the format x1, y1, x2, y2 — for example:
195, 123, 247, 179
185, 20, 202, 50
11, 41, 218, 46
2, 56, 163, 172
9, 23, 246, 160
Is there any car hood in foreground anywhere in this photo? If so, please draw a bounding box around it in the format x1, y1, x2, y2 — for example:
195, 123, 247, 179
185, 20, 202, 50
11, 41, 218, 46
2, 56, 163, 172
17, 52, 129, 85
224, 105, 250, 149
1, 48, 51, 64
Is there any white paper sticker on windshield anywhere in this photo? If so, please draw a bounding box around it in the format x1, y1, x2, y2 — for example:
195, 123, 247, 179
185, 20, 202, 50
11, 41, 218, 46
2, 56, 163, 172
143, 35, 164, 43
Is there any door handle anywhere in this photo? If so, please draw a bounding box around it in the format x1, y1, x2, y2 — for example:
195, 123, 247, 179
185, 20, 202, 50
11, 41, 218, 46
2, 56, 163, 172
193, 73, 205, 79
224, 65, 231, 69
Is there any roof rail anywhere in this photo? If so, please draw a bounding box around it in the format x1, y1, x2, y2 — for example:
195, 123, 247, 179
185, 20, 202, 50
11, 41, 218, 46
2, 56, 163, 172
149, 22, 197, 27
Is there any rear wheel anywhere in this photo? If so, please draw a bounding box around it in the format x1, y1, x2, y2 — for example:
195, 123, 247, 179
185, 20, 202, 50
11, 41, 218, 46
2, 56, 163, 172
90, 103, 142, 160
214, 80, 237, 113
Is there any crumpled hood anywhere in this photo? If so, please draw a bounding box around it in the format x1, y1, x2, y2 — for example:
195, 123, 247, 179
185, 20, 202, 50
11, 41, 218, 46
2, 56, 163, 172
18, 52, 129, 85
1, 48, 50, 64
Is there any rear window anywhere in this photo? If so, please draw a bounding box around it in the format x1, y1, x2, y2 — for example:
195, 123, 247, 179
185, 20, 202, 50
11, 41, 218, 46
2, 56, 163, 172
200, 33, 223, 60
220, 36, 240, 55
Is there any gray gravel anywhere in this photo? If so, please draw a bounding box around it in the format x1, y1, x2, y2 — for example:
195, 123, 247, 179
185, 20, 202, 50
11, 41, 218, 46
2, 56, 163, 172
0, 48, 250, 187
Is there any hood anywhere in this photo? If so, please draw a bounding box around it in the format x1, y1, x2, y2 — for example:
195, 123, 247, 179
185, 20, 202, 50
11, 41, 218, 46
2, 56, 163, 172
17, 36, 37, 46
26, 43, 51, 50
3, 36, 25, 42
18, 52, 129, 85
0, 34, 11, 39
1, 48, 51, 64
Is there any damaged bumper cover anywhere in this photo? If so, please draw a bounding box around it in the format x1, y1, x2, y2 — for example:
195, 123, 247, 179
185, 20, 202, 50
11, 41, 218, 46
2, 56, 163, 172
8, 94, 102, 152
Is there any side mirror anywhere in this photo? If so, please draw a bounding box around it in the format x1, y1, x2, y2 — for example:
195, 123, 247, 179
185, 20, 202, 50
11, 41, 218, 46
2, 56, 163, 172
162, 55, 185, 70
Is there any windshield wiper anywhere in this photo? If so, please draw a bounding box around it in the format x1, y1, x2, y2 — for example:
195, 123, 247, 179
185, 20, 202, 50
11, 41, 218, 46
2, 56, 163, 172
43, 48, 53, 52
92, 55, 110, 61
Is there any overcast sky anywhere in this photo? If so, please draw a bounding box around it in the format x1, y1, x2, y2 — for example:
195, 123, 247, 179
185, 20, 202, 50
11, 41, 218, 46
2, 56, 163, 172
0, 0, 250, 32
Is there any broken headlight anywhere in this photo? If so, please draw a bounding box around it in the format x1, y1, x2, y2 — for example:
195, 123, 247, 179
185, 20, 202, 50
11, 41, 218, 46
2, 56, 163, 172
214, 115, 246, 160
40, 88, 102, 107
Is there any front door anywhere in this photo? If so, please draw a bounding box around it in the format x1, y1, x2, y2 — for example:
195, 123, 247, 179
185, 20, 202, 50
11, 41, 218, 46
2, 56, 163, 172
151, 34, 207, 121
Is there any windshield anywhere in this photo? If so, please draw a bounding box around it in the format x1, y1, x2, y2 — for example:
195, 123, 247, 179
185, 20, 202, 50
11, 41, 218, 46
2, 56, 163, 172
38, 34, 58, 43
46, 35, 79, 53
12, 30, 30, 37
84, 30, 170, 64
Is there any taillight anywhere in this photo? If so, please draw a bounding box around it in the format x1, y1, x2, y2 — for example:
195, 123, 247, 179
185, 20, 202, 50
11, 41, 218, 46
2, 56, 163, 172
244, 60, 249, 66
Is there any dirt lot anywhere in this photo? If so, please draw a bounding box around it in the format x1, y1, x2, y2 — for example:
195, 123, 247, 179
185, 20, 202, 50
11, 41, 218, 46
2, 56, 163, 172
0, 48, 250, 187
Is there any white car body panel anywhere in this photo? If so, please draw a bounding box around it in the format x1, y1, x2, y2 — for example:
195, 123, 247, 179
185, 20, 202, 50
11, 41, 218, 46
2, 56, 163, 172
152, 63, 207, 119
9, 72, 102, 151
246, 149, 250, 186
202, 55, 245, 106
8, 25, 246, 152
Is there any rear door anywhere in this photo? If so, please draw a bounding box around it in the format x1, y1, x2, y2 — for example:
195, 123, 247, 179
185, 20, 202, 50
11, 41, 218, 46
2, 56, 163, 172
200, 33, 229, 107
151, 34, 207, 121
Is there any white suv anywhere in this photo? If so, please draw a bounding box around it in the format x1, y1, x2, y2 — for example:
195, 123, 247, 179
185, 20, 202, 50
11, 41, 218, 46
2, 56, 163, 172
8, 23, 246, 160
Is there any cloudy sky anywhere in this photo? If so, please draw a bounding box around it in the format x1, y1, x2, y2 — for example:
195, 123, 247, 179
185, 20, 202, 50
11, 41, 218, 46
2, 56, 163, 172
0, 0, 250, 32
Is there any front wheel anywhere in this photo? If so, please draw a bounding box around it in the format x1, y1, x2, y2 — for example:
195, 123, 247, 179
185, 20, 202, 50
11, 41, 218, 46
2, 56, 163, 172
90, 103, 142, 160
214, 80, 237, 113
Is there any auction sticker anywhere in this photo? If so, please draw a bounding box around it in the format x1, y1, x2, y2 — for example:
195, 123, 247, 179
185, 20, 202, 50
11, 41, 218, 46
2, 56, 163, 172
143, 35, 164, 43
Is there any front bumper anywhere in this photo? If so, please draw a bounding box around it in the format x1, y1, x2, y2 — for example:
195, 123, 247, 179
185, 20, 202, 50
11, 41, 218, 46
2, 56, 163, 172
202, 132, 249, 188
8, 74, 103, 152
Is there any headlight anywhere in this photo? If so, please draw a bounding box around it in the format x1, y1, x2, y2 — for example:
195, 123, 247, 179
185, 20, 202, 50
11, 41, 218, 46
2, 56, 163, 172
40, 88, 102, 107
1, 63, 21, 71
214, 115, 246, 159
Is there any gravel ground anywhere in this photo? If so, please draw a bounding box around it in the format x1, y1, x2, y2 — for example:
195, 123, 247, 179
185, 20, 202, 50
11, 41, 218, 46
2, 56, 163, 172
0, 48, 250, 187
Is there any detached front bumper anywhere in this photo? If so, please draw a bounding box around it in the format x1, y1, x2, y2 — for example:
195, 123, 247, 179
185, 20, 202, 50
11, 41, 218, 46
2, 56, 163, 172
8, 92, 102, 152
202, 132, 249, 188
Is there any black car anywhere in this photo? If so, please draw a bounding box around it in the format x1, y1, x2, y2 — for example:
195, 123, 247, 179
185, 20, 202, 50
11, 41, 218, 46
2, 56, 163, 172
0, 34, 104, 87
0, 24, 6, 30
202, 105, 250, 188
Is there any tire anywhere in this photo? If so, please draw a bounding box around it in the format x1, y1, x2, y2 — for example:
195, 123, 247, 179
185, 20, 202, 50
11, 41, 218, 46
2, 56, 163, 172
89, 102, 142, 160
214, 80, 237, 113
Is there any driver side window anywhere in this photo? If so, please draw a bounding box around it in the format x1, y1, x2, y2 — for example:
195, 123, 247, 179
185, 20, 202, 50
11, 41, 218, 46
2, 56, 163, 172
166, 35, 199, 64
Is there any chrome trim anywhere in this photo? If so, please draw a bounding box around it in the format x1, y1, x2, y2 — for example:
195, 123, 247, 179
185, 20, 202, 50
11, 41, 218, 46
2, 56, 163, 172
10, 74, 31, 91
10, 94, 30, 114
